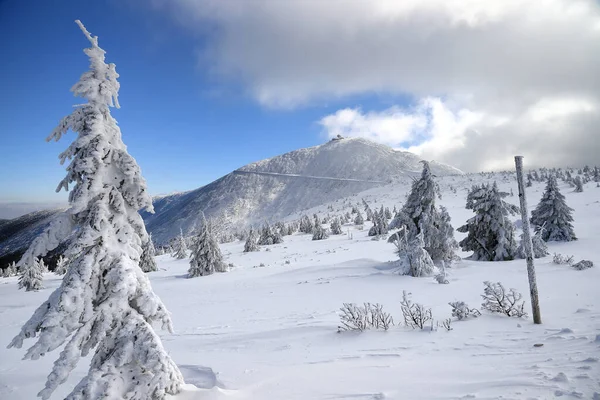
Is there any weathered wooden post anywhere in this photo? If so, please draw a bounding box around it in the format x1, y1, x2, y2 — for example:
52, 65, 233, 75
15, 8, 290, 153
514, 156, 542, 324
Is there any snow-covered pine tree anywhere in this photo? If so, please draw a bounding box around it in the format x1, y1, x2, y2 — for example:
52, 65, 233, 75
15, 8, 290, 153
397, 231, 436, 277
457, 182, 519, 261
330, 217, 343, 235
18, 258, 44, 291
54, 255, 68, 275
312, 216, 329, 240
258, 222, 284, 245
8, 21, 183, 399
354, 210, 364, 225
397, 161, 457, 262
172, 231, 188, 259
188, 215, 227, 277
530, 176, 577, 242
6, 261, 17, 277
517, 230, 549, 259
368, 209, 389, 237
384, 207, 392, 220
140, 234, 158, 272
574, 176, 584, 192
244, 227, 260, 252
38, 257, 48, 273
299, 214, 313, 234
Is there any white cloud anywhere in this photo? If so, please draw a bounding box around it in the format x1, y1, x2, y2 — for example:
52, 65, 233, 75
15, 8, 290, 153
153, 0, 600, 170
320, 96, 599, 171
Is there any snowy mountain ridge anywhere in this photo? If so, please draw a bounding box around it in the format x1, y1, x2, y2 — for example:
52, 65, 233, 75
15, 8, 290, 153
144, 138, 462, 244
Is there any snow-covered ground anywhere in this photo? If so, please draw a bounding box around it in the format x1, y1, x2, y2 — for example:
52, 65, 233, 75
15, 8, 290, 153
1, 173, 599, 399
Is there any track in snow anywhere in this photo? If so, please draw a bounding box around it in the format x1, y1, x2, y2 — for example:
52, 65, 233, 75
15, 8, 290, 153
233, 169, 389, 184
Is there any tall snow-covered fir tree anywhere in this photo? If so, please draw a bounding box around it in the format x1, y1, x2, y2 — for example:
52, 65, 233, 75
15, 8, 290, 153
8, 21, 183, 400
392, 161, 457, 263
457, 182, 519, 261
530, 176, 577, 242
18, 257, 44, 292
172, 231, 188, 259
188, 214, 227, 277
244, 227, 260, 252
354, 210, 364, 225
140, 234, 158, 272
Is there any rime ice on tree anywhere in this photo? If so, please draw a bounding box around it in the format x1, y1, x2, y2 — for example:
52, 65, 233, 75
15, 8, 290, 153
8, 21, 183, 400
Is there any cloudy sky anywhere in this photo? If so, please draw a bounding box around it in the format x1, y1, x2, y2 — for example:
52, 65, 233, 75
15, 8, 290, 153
1, 0, 599, 216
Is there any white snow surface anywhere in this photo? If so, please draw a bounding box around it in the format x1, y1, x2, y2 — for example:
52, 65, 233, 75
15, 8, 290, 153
1, 172, 599, 399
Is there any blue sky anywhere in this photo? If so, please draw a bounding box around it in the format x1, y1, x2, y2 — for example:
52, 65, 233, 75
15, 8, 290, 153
1, 0, 598, 217
0, 0, 402, 206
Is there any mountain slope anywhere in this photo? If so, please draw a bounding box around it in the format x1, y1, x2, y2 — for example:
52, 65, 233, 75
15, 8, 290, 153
144, 138, 461, 244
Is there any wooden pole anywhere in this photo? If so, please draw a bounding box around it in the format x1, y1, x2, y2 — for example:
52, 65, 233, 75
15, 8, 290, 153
514, 156, 542, 324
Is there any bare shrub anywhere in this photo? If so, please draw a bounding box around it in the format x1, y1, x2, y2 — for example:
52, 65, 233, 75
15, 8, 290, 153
400, 291, 432, 329
449, 301, 481, 320
440, 318, 453, 331
338, 302, 394, 332
481, 281, 527, 318
553, 253, 574, 265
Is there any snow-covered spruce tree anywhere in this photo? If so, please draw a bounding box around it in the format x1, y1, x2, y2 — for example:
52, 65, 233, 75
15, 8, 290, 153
573, 176, 584, 192
354, 210, 364, 225
258, 222, 283, 245
188, 215, 227, 277
530, 176, 576, 242
330, 217, 343, 235
172, 231, 188, 259
299, 214, 313, 234
396, 161, 457, 263
140, 234, 158, 272
244, 227, 260, 252
8, 21, 183, 399
457, 182, 519, 261
312, 216, 329, 241
54, 255, 68, 275
18, 258, 44, 291
38, 257, 48, 273
7, 261, 17, 277
368, 209, 388, 237
517, 230, 549, 259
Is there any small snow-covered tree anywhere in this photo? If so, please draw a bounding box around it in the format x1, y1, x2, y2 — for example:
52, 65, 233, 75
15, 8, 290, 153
354, 210, 364, 225
368, 209, 389, 237
458, 182, 519, 261
8, 21, 183, 399
258, 222, 283, 245
299, 214, 313, 234
330, 217, 343, 235
530, 176, 576, 242
574, 176, 584, 192
517, 230, 549, 259
18, 258, 44, 291
244, 227, 260, 252
54, 255, 68, 275
38, 257, 48, 273
140, 234, 158, 272
312, 217, 329, 241
384, 207, 392, 220
188, 215, 227, 277
6, 261, 17, 277
172, 231, 188, 259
